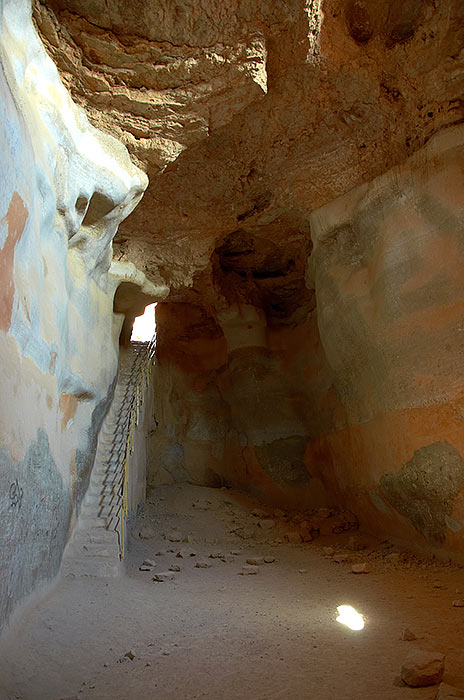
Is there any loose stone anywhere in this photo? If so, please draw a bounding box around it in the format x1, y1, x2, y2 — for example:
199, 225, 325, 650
351, 563, 371, 574
436, 681, 464, 699
401, 650, 445, 687
246, 556, 264, 565
152, 572, 176, 582
258, 519, 276, 530
165, 531, 182, 542
240, 565, 258, 575
285, 531, 302, 544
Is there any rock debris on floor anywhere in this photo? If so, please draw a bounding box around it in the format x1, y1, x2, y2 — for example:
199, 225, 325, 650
0, 484, 463, 700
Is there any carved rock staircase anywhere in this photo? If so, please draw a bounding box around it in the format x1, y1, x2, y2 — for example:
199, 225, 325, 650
61, 341, 153, 578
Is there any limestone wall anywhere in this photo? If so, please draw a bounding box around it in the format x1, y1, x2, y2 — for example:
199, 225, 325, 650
307, 124, 464, 555
0, 0, 147, 630
150, 124, 464, 557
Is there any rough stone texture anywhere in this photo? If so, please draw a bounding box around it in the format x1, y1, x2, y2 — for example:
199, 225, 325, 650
149, 125, 464, 554
32, 0, 464, 293
306, 126, 464, 552
27, 1, 464, 554
2, 0, 464, 631
436, 682, 464, 700
401, 650, 445, 687
380, 443, 464, 542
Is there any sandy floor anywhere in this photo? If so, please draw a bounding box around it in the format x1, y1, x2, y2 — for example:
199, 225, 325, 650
0, 484, 463, 700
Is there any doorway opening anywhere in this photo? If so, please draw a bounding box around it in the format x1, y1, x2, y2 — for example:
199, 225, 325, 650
131, 303, 157, 341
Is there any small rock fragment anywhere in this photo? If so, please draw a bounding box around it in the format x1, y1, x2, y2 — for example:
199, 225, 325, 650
274, 508, 285, 518
194, 560, 211, 569
240, 565, 258, 575
285, 531, 302, 544
401, 650, 445, 687
318, 508, 332, 518
298, 568, 309, 574
165, 531, 182, 543
333, 554, 349, 563
452, 599, 464, 607
139, 565, 153, 572
258, 519, 276, 530
299, 525, 313, 543
152, 572, 176, 582
252, 508, 270, 518
169, 564, 181, 572
220, 555, 235, 563
230, 549, 241, 556
246, 557, 265, 566
348, 536, 366, 551
292, 514, 305, 524
351, 563, 371, 574
143, 559, 156, 567
263, 556, 275, 564
323, 547, 335, 557
155, 550, 166, 556
401, 627, 417, 641
436, 681, 464, 699
124, 650, 135, 660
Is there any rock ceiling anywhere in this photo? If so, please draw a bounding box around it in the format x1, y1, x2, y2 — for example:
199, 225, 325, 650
34, 0, 464, 321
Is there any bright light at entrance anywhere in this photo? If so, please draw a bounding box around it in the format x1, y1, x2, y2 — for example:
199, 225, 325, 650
131, 303, 156, 341
336, 605, 365, 631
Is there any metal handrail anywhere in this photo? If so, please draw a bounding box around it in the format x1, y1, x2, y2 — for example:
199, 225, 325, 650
106, 334, 157, 557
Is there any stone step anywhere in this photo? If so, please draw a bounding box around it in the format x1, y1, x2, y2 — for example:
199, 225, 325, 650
61, 555, 121, 578
66, 540, 120, 558
58, 349, 147, 580
78, 517, 108, 529
72, 529, 118, 545
94, 467, 121, 480
87, 484, 118, 498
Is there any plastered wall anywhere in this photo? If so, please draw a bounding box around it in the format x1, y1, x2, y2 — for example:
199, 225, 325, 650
0, 0, 147, 630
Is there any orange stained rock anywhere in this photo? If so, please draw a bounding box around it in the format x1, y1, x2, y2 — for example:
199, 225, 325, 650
0, 192, 28, 332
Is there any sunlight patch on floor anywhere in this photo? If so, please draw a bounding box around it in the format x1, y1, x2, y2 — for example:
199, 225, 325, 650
336, 605, 365, 631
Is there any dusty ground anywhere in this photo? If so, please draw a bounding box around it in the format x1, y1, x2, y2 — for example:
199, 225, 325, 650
1, 484, 463, 700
